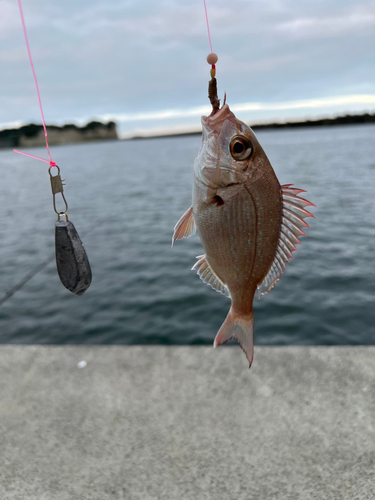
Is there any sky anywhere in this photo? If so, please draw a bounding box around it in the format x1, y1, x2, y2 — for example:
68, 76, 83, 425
1, 0, 375, 137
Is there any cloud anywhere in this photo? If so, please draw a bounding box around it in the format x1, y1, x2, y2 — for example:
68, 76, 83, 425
232, 94, 375, 112
1, 0, 375, 132
277, 5, 375, 39
0, 47, 27, 63
120, 123, 203, 140
99, 106, 210, 123
0, 0, 22, 39
0, 46, 53, 64
99, 94, 375, 124
4, 92, 374, 137
0, 120, 24, 130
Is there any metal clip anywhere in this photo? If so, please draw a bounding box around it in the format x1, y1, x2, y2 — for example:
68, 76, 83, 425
50, 173, 63, 195
57, 211, 69, 222
49, 165, 68, 216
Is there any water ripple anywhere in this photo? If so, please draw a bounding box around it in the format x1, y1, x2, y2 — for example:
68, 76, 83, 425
0, 125, 374, 345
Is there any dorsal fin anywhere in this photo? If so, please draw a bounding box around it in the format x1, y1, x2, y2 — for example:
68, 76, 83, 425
192, 255, 231, 298
257, 184, 315, 298
172, 206, 196, 246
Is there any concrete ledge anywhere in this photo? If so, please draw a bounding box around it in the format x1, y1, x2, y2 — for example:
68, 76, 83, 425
0, 346, 374, 499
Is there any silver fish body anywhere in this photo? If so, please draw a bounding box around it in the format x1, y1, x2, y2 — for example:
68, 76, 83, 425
173, 104, 314, 366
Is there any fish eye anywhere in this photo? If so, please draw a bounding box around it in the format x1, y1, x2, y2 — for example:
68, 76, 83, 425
229, 136, 253, 161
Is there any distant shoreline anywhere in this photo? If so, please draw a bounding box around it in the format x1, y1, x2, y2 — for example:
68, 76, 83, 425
0, 121, 117, 149
129, 112, 375, 140
1, 113, 374, 149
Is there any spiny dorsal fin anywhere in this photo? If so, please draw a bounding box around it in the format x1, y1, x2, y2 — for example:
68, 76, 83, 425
172, 206, 196, 246
192, 254, 231, 298
257, 184, 315, 298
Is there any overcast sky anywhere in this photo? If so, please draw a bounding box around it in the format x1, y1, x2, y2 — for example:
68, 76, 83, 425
1, 0, 375, 136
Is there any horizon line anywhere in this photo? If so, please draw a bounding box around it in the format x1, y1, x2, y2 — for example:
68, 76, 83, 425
98, 94, 375, 123
1, 93, 375, 134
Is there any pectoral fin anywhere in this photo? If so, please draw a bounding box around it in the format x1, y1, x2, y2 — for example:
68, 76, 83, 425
258, 184, 315, 298
172, 206, 196, 246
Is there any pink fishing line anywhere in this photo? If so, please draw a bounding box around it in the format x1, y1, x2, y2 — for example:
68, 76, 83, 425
203, 0, 213, 53
13, 150, 56, 166
16, 0, 54, 166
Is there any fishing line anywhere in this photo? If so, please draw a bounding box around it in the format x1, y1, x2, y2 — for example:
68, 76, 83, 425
16, 0, 53, 164
202, 0, 218, 79
0, 256, 54, 307
202, 0, 222, 194
203, 0, 213, 54
202, 0, 220, 116
12, 0, 92, 296
13, 150, 53, 164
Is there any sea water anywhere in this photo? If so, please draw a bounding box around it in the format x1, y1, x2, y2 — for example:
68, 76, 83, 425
0, 124, 374, 345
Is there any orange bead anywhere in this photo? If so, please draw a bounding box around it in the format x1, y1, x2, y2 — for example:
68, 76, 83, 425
206, 53, 218, 65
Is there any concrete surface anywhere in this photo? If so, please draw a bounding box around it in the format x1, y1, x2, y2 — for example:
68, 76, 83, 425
0, 346, 374, 500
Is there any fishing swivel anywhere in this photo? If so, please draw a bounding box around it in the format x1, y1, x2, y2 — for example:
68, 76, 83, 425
49, 164, 68, 215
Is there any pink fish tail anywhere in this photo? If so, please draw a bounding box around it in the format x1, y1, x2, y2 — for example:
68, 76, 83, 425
214, 308, 254, 367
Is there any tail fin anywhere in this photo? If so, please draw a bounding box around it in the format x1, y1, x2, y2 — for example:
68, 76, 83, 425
214, 308, 254, 367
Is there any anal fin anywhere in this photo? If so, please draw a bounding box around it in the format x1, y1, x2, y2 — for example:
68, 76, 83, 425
172, 206, 196, 246
192, 254, 230, 298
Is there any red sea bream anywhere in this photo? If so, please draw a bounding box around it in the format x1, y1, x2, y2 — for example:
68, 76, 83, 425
173, 103, 314, 367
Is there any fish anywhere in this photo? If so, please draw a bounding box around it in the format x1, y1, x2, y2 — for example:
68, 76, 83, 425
172, 101, 314, 367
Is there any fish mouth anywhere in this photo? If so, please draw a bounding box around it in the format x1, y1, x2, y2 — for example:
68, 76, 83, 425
201, 104, 231, 131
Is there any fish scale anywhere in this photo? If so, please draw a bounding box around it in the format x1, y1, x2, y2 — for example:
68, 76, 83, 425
195, 188, 257, 294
